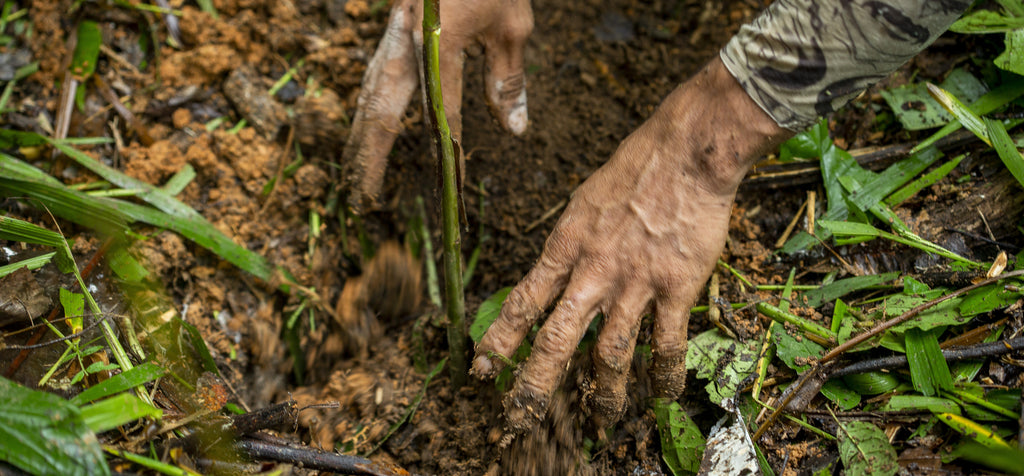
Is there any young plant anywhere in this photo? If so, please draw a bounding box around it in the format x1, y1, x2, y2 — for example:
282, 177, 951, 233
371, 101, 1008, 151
421, 0, 467, 387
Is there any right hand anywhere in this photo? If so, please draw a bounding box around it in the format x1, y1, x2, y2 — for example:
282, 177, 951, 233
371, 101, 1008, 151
342, 0, 534, 210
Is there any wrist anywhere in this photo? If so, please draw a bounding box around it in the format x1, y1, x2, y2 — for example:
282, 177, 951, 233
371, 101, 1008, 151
651, 57, 792, 192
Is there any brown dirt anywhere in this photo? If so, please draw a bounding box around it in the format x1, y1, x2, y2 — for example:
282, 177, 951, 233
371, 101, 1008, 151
2, 0, 1023, 475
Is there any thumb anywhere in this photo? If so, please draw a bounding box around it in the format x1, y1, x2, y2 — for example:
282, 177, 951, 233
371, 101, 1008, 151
483, 9, 533, 135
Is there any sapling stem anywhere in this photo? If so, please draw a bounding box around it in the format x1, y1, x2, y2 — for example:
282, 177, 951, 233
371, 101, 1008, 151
422, 0, 467, 388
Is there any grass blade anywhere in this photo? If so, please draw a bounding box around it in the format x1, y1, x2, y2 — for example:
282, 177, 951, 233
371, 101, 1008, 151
984, 117, 1024, 188
71, 362, 165, 405
80, 393, 162, 433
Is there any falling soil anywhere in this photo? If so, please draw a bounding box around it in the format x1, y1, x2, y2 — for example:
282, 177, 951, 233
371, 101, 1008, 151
2, 0, 1023, 475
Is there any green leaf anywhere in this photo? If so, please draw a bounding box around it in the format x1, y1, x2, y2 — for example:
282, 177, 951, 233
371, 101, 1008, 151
884, 154, 964, 207
942, 440, 1024, 475
60, 288, 86, 333
79, 393, 161, 434
71, 362, 165, 405
880, 69, 988, 130
905, 328, 954, 397
901, 276, 931, 295
802, 272, 899, 308
0, 377, 110, 476
842, 371, 900, 395
837, 421, 898, 476
778, 119, 829, 161
820, 380, 861, 410
70, 21, 101, 81
685, 329, 761, 406
180, 318, 220, 376
772, 322, 825, 372
984, 117, 1024, 189
929, 83, 991, 145
883, 395, 960, 414
960, 282, 1023, 317
652, 398, 705, 475
995, 28, 1024, 75
885, 294, 968, 333
936, 412, 1011, 450
470, 287, 510, 343
951, 10, 1024, 33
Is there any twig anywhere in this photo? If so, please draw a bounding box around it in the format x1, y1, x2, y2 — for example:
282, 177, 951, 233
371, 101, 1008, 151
945, 228, 1021, 253
524, 199, 567, 233
820, 270, 1024, 364
774, 196, 808, 248
830, 336, 1024, 377
235, 439, 412, 476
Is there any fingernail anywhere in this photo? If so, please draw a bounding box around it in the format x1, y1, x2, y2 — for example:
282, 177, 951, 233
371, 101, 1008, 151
472, 354, 494, 376
506, 90, 528, 135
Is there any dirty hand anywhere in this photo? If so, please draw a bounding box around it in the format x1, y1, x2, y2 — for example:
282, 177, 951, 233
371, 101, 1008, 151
342, 0, 533, 209
471, 57, 793, 439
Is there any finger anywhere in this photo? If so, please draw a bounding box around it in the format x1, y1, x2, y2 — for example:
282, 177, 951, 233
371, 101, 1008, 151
587, 286, 650, 429
470, 251, 569, 379
471, 220, 581, 378
503, 276, 605, 437
342, 1, 419, 210
649, 288, 694, 400
482, 4, 533, 135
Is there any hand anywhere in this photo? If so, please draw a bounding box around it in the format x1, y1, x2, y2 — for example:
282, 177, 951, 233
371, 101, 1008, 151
342, 0, 534, 210
471, 57, 793, 440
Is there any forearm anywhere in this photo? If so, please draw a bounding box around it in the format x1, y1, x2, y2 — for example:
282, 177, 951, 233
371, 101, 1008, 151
722, 0, 970, 131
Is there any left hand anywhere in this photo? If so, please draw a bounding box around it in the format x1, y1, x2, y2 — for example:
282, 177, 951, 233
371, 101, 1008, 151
342, 0, 534, 210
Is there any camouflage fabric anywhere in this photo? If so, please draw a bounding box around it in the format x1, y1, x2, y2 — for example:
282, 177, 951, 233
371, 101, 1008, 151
721, 0, 970, 131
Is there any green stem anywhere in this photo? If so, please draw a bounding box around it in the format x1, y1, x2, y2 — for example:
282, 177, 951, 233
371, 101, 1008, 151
756, 302, 837, 344
423, 0, 466, 388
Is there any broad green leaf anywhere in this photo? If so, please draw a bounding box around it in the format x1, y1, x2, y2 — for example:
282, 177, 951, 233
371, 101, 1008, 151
880, 69, 988, 130
685, 329, 761, 406
470, 287, 511, 343
905, 328, 954, 397
936, 412, 1011, 450
951, 10, 1024, 33
80, 393, 162, 433
883, 395, 960, 414
69, 21, 101, 81
0, 377, 110, 476
842, 371, 900, 395
960, 282, 1023, 317
71, 362, 165, 405
801, 272, 899, 308
985, 117, 1024, 189
901, 276, 931, 295
778, 119, 829, 161
838, 421, 897, 476
59, 288, 85, 334
652, 398, 705, 475
886, 294, 967, 333
772, 322, 825, 372
820, 380, 860, 410
995, 28, 1024, 75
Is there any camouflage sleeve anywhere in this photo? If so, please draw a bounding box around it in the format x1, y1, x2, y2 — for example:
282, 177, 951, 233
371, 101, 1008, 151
720, 0, 971, 131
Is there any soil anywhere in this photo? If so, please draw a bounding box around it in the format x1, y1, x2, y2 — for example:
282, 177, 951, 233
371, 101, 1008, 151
1, 0, 1023, 475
